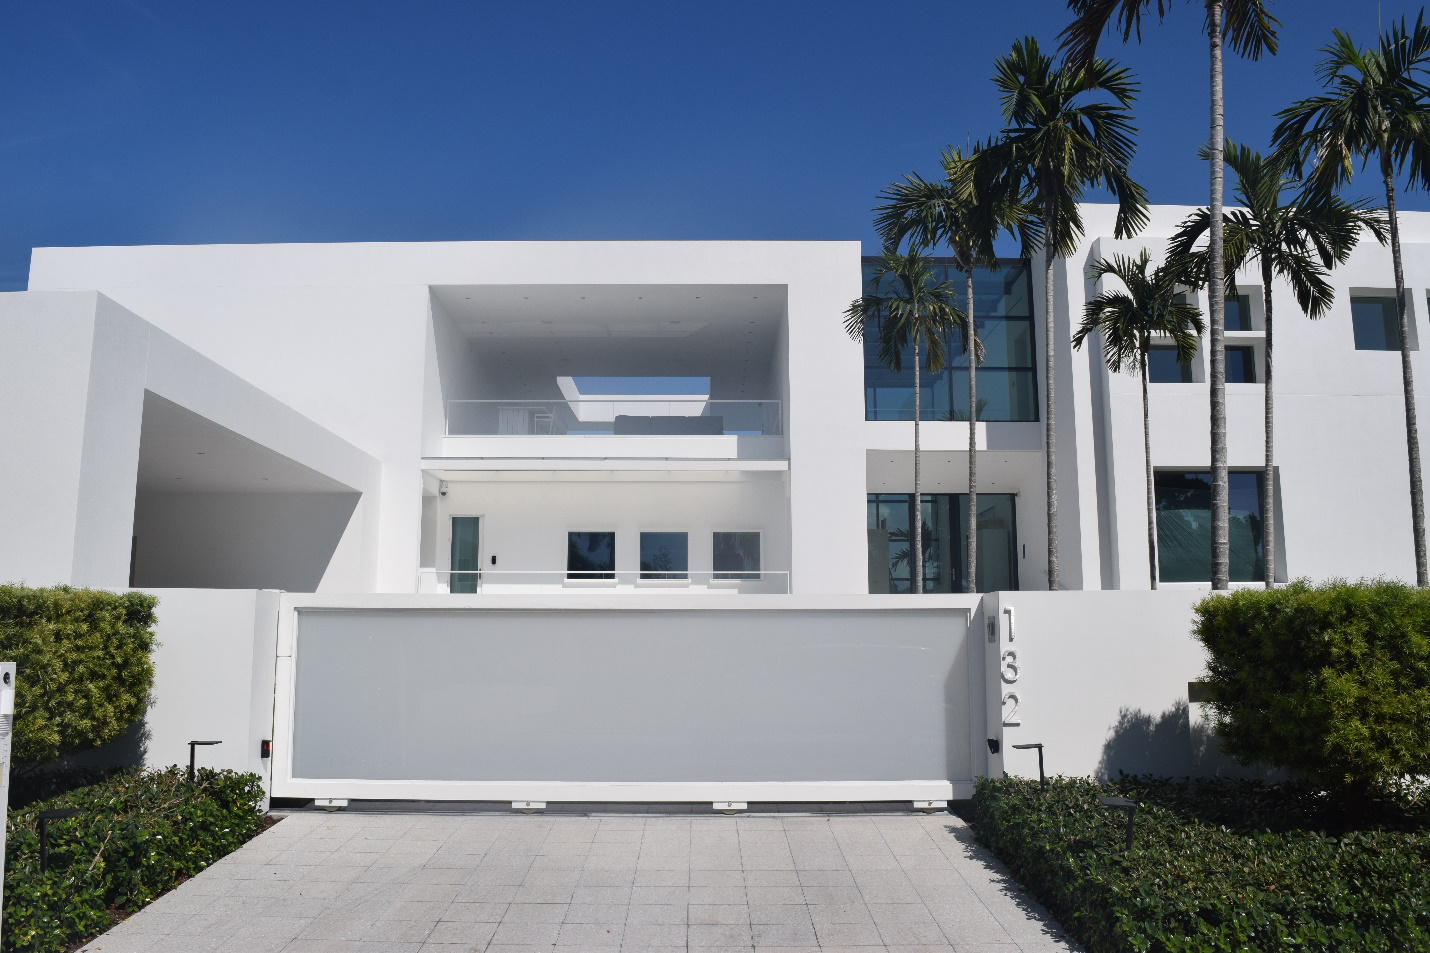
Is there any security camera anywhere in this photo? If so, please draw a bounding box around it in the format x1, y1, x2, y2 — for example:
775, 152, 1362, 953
439, 481, 449, 497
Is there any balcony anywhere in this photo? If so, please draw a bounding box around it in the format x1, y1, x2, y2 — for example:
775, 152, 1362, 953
436, 398, 787, 467
447, 398, 781, 436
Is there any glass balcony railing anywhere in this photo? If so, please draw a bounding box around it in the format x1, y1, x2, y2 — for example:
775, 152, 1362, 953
446, 399, 783, 436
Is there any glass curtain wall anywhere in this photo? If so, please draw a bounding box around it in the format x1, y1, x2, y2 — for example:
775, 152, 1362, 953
867, 493, 1019, 593
862, 260, 1038, 422
1155, 471, 1266, 582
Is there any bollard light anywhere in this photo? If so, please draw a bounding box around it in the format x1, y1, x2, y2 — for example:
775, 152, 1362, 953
1011, 742, 1046, 790
38, 808, 81, 874
1096, 795, 1137, 851
187, 740, 222, 783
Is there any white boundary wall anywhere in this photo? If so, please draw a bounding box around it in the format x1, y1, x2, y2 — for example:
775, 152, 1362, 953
985, 589, 1218, 782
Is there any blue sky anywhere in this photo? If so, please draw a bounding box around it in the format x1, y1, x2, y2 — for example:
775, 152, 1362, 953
1, 1, 1425, 290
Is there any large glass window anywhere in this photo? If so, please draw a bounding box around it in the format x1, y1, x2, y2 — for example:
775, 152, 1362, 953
1226, 345, 1258, 383
713, 532, 761, 580
862, 259, 1038, 422
1148, 345, 1194, 383
1352, 296, 1401, 350
640, 532, 688, 580
1155, 471, 1266, 583
866, 493, 1019, 593
450, 516, 481, 594
567, 531, 615, 579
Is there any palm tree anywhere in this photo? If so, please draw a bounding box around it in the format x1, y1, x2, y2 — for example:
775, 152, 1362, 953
981, 36, 1149, 590
1273, 15, 1430, 586
872, 146, 1010, 593
1062, 0, 1280, 591
1075, 251, 1204, 589
1167, 140, 1386, 587
845, 250, 966, 593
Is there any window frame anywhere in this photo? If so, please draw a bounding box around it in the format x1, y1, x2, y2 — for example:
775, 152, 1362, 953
566, 530, 617, 582
638, 530, 690, 582
711, 530, 762, 581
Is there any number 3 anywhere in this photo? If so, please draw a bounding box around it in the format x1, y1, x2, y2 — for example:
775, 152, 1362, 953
1000, 649, 1020, 684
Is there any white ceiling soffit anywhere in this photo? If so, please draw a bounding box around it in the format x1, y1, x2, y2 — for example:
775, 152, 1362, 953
136, 392, 357, 494
431, 284, 786, 339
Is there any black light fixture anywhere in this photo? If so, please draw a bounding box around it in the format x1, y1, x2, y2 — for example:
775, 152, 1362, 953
39, 809, 81, 873
187, 740, 222, 783
986, 738, 1000, 754
1096, 795, 1138, 850
1011, 742, 1046, 790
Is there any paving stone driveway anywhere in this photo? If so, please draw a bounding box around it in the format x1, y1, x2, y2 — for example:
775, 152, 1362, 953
80, 811, 1079, 953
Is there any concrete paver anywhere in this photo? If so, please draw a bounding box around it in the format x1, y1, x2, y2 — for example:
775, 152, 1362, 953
78, 812, 1080, 953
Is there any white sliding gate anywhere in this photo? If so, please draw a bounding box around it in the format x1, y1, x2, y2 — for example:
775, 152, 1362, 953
270, 594, 982, 805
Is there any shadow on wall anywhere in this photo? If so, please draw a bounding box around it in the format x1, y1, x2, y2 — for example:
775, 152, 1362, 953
131, 491, 360, 592
1097, 700, 1283, 781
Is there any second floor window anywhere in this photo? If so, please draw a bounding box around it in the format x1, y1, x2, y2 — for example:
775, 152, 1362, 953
861, 260, 1038, 422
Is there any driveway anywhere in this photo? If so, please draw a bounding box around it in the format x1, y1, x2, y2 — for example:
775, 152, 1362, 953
79, 811, 1079, 953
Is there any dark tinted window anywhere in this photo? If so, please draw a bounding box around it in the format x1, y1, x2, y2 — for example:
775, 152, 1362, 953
1155, 472, 1266, 582
1352, 297, 1400, 350
568, 531, 615, 579
1226, 346, 1257, 383
639, 532, 688, 579
713, 532, 761, 579
1148, 345, 1194, 383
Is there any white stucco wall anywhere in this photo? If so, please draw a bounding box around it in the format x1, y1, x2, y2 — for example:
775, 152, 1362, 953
428, 476, 791, 592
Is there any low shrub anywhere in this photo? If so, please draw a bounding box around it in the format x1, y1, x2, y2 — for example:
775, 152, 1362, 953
2, 767, 266, 953
0, 585, 158, 770
1193, 579, 1430, 802
972, 776, 1430, 952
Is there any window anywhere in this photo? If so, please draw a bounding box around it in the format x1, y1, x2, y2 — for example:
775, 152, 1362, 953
1352, 296, 1401, 350
713, 532, 760, 580
450, 516, 480, 594
866, 493, 1019, 593
567, 531, 615, 579
1224, 293, 1252, 331
1155, 471, 1266, 583
862, 260, 1038, 422
639, 532, 688, 580
1148, 345, 1194, 383
1226, 345, 1257, 383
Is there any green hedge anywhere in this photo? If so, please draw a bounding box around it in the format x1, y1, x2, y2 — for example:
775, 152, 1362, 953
0, 586, 158, 768
1193, 579, 1430, 799
972, 776, 1430, 952
3, 768, 266, 953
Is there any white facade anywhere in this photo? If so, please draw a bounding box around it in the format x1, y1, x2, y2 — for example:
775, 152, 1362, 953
3, 213, 1428, 598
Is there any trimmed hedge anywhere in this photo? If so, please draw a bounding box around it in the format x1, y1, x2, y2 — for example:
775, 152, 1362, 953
972, 776, 1430, 952
3, 768, 266, 953
1193, 579, 1430, 798
0, 585, 158, 768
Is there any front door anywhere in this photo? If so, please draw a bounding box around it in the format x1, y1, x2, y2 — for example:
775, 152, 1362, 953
450, 516, 481, 593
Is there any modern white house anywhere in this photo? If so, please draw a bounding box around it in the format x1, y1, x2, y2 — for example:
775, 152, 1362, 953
0, 206, 1424, 807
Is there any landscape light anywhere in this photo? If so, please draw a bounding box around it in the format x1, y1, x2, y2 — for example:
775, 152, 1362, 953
1096, 795, 1138, 851
38, 808, 81, 873
1011, 742, 1046, 790
187, 740, 222, 783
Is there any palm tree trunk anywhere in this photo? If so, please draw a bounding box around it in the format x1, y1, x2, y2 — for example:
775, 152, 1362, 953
1043, 189, 1060, 590
1382, 151, 1429, 586
1262, 256, 1276, 588
1207, 0, 1230, 590
966, 266, 978, 594
1142, 350, 1157, 590
913, 333, 924, 594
